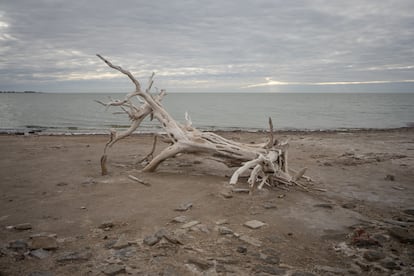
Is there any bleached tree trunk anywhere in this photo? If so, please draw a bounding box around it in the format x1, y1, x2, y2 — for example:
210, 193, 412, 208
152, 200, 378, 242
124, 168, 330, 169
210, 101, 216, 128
96, 55, 307, 190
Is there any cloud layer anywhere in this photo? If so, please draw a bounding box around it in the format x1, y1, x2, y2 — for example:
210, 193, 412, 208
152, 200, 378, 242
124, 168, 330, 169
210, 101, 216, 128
0, 0, 413, 92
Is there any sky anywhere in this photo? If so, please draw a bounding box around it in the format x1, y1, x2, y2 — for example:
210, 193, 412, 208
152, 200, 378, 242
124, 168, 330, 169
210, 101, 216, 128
0, 0, 414, 93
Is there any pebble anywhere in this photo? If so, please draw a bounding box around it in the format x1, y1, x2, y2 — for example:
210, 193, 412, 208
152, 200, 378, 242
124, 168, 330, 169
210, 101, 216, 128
239, 235, 262, 247
99, 221, 115, 230
56, 251, 92, 262
220, 190, 233, 198
181, 220, 200, 229
314, 203, 333, 209
262, 201, 277, 209
342, 202, 356, 209
218, 226, 234, 235
30, 249, 50, 259
102, 264, 126, 275
174, 202, 193, 211
215, 219, 228, 225
143, 235, 161, 246
385, 174, 395, 181
14, 223, 32, 230
8, 240, 28, 251
244, 220, 266, 229
112, 234, 130, 249
29, 234, 58, 250
253, 264, 286, 275
363, 250, 386, 262
236, 246, 247, 254
187, 257, 214, 270
171, 215, 187, 223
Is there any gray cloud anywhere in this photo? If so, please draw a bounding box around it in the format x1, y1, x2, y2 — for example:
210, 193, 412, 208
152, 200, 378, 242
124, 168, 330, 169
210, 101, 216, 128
0, 0, 413, 92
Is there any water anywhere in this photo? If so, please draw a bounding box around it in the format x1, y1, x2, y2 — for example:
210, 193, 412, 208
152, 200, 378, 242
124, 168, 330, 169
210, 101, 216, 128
0, 92, 413, 134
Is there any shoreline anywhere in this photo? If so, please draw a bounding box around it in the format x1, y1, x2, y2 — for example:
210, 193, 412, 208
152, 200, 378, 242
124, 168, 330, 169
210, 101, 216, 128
1, 126, 413, 136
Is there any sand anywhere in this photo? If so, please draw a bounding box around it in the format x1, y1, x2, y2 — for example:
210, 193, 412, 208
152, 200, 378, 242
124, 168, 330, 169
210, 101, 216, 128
0, 129, 413, 275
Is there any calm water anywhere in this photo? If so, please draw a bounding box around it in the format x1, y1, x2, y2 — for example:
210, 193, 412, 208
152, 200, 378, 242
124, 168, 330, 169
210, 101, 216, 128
0, 93, 413, 134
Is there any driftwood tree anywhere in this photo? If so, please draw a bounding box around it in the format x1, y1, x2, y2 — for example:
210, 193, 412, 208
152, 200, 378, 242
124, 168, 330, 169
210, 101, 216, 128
96, 55, 308, 191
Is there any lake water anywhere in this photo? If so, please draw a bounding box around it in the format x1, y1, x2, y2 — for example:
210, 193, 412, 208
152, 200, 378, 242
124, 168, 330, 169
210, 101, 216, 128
0, 93, 413, 134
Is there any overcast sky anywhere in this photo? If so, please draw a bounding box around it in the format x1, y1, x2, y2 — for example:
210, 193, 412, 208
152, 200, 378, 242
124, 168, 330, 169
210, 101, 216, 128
0, 0, 413, 93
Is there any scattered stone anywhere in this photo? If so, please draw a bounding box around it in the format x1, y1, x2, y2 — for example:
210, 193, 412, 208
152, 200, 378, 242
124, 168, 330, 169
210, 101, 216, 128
342, 203, 356, 209
218, 226, 234, 235
154, 228, 168, 239
322, 162, 333, 166
232, 188, 250, 193
192, 224, 209, 233
239, 235, 262, 247
215, 219, 228, 225
56, 182, 68, 186
259, 248, 280, 265
403, 208, 414, 216
8, 240, 28, 251
29, 234, 58, 250
143, 235, 161, 246
385, 174, 395, 181
253, 264, 286, 275
163, 233, 183, 245
236, 246, 247, 254
181, 220, 200, 229
56, 251, 92, 262
30, 249, 51, 259
363, 250, 386, 262
14, 223, 32, 230
103, 264, 126, 275
112, 234, 130, 249
262, 201, 277, 209
187, 257, 214, 270
28, 271, 54, 276
171, 215, 187, 223
114, 246, 137, 260
314, 203, 333, 209
315, 265, 349, 275
99, 221, 115, 230
244, 220, 266, 229
174, 202, 193, 211
220, 189, 233, 198
388, 227, 414, 243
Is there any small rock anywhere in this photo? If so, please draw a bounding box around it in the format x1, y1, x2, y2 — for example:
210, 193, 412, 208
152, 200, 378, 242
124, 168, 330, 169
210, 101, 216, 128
236, 246, 247, 254
215, 219, 228, 225
342, 203, 356, 209
99, 221, 115, 230
56, 251, 92, 262
385, 174, 395, 181
192, 224, 209, 233
253, 264, 285, 275
388, 227, 414, 243
403, 208, 414, 216
29, 234, 58, 250
244, 220, 266, 229
112, 234, 130, 249
103, 264, 126, 275
163, 233, 183, 245
187, 257, 214, 270
262, 201, 277, 209
56, 182, 68, 186
14, 223, 32, 230
8, 240, 28, 251
239, 235, 262, 247
171, 215, 187, 223
314, 203, 333, 209
28, 271, 54, 276
181, 220, 200, 229
220, 189, 233, 198
174, 202, 193, 211
30, 249, 51, 259
218, 226, 234, 235
363, 250, 386, 262
143, 235, 161, 246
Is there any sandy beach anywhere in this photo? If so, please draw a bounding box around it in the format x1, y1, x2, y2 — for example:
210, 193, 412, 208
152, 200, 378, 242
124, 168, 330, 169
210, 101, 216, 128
0, 129, 413, 275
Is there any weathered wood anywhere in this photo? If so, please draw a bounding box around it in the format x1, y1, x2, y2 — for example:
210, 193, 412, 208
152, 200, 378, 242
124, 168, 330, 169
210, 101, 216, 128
96, 55, 308, 191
